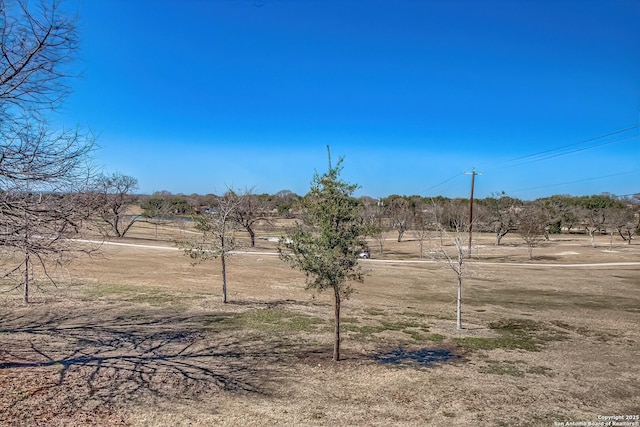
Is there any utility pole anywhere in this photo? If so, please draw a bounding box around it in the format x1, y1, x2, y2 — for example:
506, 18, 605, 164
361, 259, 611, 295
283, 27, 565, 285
464, 168, 482, 256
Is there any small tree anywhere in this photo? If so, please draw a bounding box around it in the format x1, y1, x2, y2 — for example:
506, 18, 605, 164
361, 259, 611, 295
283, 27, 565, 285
279, 149, 368, 361
232, 188, 273, 247
94, 173, 139, 238
386, 195, 412, 242
411, 198, 431, 259
362, 196, 387, 255
177, 190, 241, 303
431, 200, 468, 330
517, 205, 546, 260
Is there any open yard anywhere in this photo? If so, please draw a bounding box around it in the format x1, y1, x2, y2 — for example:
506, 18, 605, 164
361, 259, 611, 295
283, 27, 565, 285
1, 222, 639, 426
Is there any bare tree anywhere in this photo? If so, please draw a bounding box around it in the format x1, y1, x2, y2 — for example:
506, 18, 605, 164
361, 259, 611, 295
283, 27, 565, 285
177, 190, 241, 303
580, 207, 604, 248
517, 205, 546, 260
362, 196, 387, 255
94, 173, 139, 238
0, 122, 94, 303
604, 206, 635, 248
386, 195, 412, 242
231, 188, 273, 247
479, 192, 520, 245
1, 190, 94, 303
0, 0, 95, 303
574, 195, 624, 248
411, 198, 432, 259
425, 197, 447, 246
0, 0, 79, 120
432, 214, 467, 330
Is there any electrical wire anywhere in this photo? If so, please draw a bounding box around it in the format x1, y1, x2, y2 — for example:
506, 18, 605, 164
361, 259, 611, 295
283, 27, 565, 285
417, 124, 639, 198
479, 125, 639, 171
510, 169, 639, 195
420, 172, 464, 194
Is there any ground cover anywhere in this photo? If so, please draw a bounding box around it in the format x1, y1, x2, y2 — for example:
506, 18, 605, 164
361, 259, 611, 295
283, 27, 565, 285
0, 223, 638, 426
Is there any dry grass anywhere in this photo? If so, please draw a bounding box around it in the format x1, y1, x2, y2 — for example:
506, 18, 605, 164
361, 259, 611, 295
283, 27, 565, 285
1, 221, 639, 426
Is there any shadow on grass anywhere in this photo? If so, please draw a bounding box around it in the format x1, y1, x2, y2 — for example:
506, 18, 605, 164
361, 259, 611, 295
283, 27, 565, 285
0, 310, 286, 419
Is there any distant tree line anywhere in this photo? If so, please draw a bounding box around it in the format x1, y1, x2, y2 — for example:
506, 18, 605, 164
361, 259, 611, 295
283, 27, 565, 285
104, 184, 640, 252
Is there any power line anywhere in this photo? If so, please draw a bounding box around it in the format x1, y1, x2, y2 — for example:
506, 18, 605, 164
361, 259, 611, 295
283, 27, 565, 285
510, 169, 639, 195
418, 125, 639, 199
421, 172, 464, 194
479, 125, 639, 170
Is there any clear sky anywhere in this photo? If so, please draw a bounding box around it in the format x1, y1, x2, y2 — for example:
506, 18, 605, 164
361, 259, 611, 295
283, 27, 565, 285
57, 0, 640, 200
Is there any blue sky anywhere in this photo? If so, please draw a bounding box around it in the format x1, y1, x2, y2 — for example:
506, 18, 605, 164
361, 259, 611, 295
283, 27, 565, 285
57, 0, 640, 200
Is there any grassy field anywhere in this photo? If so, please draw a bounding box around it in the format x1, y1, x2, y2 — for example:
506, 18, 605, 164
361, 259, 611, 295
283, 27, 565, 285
1, 220, 639, 426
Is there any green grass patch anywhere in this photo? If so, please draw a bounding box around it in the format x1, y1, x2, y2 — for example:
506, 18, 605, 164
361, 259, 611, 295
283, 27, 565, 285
427, 333, 446, 342
81, 283, 203, 306
342, 318, 431, 343
222, 308, 324, 333
456, 318, 568, 352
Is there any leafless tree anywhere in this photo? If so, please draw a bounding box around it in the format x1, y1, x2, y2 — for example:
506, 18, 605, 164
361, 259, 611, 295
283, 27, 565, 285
93, 173, 140, 238
231, 188, 273, 247
517, 204, 547, 260
386, 195, 412, 242
432, 217, 467, 330
0, 121, 94, 303
361, 196, 387, 255
0, 0, 95, 303
177, 190, 241, 303
0, 0, 79, 120
411, 198, 432, 259
604, 206, 636, 247
479, 192, 520, 245
580, 207, 605, 248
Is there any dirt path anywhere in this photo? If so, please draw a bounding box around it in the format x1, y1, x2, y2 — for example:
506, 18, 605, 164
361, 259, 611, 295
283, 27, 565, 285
73, 239, 640, 268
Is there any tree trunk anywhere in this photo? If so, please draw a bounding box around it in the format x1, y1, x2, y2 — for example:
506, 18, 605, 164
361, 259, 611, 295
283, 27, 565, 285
456, 277, 462, 330
248, 227, 256, 248
23, 252, 30, 304
333, 286, 341, 361
496, 229, 508, 245
221, 253, 228, 303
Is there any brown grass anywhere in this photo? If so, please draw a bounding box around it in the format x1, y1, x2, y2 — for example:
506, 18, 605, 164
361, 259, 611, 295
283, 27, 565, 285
0, 221, 639, 426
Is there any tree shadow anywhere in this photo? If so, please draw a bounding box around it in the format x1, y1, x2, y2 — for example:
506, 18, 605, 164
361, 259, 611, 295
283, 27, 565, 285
0, 310, 285, 420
